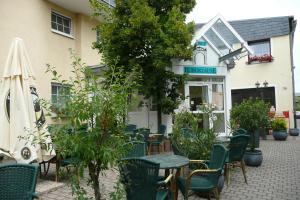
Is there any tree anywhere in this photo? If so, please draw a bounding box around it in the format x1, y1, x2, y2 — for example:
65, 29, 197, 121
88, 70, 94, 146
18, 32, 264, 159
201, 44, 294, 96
46, 50, 137, 200
91, 0, 195, 127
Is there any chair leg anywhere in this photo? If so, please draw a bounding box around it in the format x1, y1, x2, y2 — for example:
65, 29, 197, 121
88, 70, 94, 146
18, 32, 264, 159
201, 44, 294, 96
225, 163, 230, 187
241, 160, 248, 184
148, 143, 152, 155
214, 187, 220, 200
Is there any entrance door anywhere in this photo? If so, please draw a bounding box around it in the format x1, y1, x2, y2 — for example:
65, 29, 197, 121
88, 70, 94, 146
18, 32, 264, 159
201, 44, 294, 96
185, 81, 226, 133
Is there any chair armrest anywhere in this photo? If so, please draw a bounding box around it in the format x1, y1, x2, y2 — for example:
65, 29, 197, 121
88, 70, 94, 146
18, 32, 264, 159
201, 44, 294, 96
188, 168, 221, 179
157, 174, 173, 186
189, 160, 209, 169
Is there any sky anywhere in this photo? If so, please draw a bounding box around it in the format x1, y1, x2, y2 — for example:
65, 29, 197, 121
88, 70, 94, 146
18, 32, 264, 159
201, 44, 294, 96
186, 0, 300, 93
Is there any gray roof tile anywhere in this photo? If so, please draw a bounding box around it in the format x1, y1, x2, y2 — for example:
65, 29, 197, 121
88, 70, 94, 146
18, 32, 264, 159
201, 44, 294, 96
195, 16, 295, 41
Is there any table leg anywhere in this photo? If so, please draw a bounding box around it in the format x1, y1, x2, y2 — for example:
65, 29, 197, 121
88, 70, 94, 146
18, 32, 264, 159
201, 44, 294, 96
173, 168, 181, 200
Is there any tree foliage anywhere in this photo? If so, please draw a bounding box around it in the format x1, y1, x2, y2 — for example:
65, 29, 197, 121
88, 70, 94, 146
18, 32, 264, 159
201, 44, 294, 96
91, 0, 195, 125
46, 50, 137, 200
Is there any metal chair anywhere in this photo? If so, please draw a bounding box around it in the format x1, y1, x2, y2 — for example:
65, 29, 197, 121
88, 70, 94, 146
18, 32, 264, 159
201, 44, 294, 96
224, 134, 250, 186
119, 158, 173, 200
177, 144, 228, 200
0, 164, 39, 200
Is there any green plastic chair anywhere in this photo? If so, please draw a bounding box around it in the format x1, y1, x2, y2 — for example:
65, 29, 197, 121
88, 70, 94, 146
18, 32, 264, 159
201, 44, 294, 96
233, 128, 247, 135
148, 134, 165, 155
0, 164, 39, 200
224, 134, 250, 186
123, 141, 146, 158
181, 128, 194, 139
159, 124, 167, 135
177, 144, 228, 200
124, 124, 137, 136
119, 158, 173, 200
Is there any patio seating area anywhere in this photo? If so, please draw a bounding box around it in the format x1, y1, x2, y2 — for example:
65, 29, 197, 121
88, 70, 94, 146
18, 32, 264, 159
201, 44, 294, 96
37, 135, 300, 200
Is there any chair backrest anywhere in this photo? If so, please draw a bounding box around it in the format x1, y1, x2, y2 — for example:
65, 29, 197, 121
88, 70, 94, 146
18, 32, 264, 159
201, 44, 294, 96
228, 135, 250, 162
0, 164, 39, 200
125, 124, 137, 133
158, 124, 166, 135
233, 128, 247, 135
119, 158, 160, 200
137, 128, 150, 141
181, 128, 194, 139
207, 144, 228, 186
123, 141, 146, 158
207, 144, 228, 170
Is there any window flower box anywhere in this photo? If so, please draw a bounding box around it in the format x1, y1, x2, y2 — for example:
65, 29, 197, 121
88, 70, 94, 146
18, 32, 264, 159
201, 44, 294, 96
247, 54, 273, 64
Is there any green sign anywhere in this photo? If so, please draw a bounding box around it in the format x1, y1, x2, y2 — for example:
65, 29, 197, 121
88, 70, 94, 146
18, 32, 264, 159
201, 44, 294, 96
184, 66, 217, 74
196, 41, 207, 47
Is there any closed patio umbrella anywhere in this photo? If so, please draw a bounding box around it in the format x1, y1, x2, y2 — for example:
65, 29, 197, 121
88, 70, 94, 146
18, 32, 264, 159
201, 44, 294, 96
0, 38, 55, 163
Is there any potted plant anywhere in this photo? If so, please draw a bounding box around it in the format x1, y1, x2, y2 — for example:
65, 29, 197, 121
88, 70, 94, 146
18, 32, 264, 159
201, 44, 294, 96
230, 98, 270, 167
289, 128, 299, 136
271, 118, 288, 140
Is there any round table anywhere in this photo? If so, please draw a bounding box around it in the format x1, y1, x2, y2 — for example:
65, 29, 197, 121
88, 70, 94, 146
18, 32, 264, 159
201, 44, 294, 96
142, 154, 189, 200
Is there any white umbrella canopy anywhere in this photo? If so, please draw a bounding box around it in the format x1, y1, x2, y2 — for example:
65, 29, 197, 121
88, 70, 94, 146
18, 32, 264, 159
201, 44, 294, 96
0, 38, 55, 163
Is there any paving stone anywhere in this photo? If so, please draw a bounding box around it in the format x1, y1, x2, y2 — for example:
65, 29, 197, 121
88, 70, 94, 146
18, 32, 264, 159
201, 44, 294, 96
40, 135, 300, 199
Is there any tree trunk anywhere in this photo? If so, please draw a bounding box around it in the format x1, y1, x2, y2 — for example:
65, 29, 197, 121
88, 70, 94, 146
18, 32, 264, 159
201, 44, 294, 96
88, 162, 101, 200
157, 103, 162, 130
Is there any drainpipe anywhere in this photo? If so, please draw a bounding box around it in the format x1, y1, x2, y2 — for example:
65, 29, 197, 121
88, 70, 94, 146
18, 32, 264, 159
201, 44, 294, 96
289, 17, 297, 128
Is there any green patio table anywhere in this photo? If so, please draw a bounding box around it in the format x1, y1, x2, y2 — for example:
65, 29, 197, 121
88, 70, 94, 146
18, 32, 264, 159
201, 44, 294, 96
142, 154, 189, 200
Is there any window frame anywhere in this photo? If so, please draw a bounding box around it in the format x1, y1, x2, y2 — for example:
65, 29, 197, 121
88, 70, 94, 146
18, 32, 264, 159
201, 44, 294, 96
247, 39, 272, 64
51, 11, 73, 38
51, 83, 70, 107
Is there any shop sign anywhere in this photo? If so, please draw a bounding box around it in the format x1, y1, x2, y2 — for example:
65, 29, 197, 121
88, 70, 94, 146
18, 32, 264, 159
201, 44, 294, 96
184, 66, 217, 74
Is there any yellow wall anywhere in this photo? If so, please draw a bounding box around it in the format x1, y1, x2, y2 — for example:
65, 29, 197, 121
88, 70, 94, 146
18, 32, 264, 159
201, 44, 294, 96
229, 35, 294, 127
0, 0, 101, 123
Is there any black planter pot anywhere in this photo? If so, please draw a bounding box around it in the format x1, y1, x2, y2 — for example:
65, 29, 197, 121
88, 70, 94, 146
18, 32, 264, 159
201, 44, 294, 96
273, 131, 288, 140
289, 128, 299, 136
244, 150, 263, 167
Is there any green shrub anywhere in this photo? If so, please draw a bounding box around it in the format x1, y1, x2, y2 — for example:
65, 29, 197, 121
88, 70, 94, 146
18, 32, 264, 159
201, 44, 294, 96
271, 118, 287, 131
172, 109, 216, 160
230, 98, 270, 151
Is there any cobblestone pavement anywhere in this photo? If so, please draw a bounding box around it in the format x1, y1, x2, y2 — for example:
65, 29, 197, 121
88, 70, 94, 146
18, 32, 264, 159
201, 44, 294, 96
40, 135, 300, 200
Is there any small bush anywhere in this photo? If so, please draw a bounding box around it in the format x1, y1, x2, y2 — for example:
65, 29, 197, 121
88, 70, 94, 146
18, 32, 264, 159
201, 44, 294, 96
271, 118, 287, 131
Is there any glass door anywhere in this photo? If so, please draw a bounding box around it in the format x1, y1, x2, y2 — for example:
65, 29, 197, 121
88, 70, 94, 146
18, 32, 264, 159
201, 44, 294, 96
185, 81, 226, 133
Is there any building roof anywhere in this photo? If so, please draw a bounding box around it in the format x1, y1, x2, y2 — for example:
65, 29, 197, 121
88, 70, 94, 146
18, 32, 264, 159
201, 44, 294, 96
196, 16, 296, 41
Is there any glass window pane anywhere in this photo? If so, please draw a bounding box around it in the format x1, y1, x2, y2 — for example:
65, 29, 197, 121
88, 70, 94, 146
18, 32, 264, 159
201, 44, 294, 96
64, 27, 70, 34
57, 16, 62, 25
51, 95, 57, 104
51, 14, 56, 22
212, 84, 224, 111
189, 86, 208, 111
51, 22, 57, 30
213, 113, 225, 133
57, 24, 63, 32
249, 40, 270, 56
63, 19, 69, 27
52, 85, 57, 94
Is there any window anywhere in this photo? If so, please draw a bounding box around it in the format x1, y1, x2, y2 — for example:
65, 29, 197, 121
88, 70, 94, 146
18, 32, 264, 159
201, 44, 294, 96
51, 11, 72, 36
96, 29, 101, 43
101, 0, 116, 7
231, 87, 276, 108
247, 39, 272, 63
51, 83, 70, 110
